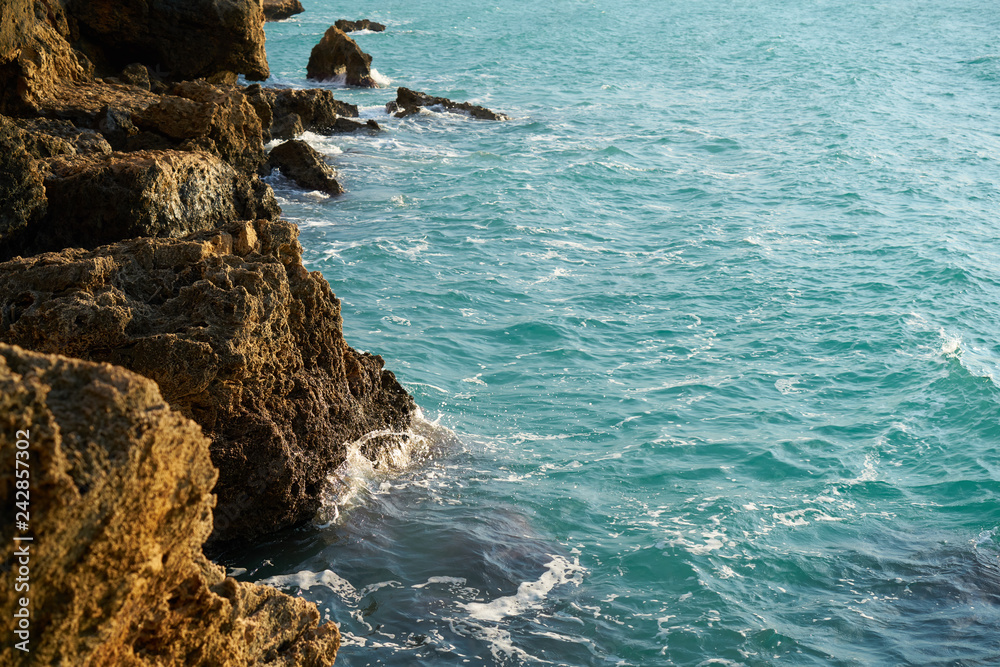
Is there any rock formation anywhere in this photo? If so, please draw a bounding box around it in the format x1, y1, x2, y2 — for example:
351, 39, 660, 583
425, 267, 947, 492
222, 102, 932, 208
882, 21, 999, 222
36, 149, 278, 254
66, 0, 269, 81
0, 116, 48, 261
307, 26, 377, 87
263, 0, 305, 22
335, 19, 386, 33
387, 87, 510, 121
0, 0, 422, 660
135, 79, 268, 174
244, 85, 371, 141
268, 140, 345, 195
0, 343, 340, 666
0, 220, 415, 546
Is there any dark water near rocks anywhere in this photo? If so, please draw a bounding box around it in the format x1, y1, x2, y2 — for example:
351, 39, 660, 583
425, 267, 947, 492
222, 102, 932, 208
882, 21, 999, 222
226, 0, 1000, 663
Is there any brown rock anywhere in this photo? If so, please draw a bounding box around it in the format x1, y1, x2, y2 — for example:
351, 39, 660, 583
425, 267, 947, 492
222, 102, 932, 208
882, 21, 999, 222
0, 343, 340, 666
120, 62, 151, 90
65, 0, 269, 81
0, 5, 95, 115
267, 139, 344, 195
244, 85, 364, 141
27, 79, 160, 129
335, 18, 387, 33
0, 220, 415, 545
387, 86, 509, 121
134, 80, 266, 174
0, 116, 47, 261
263, 0, 305, 21
12, 117, 112, 157
20, 149, 278, 257
307, 26, 377, 88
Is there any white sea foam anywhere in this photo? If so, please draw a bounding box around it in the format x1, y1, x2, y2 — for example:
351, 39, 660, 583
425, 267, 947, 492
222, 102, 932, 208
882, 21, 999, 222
462, 555, 585, 622
412, 576, 467, 589
261, 568, 361, 602
370, 67, 391, 87
316, 407, 459, 524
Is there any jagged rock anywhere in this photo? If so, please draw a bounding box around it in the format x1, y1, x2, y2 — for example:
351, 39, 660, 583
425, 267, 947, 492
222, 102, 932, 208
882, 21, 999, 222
134, 80, 266, 174
267, 140, 344, 195
335, 19, 387, 33
12, 117, 112, 157
307, 27, 377, 87
120, 62, 151, 90
263, 0, 305, 21
29, 79, 161, 128
387, 87, 509, 120
21, 149, 276, 257
244, 85, 365, 141
0, 3, 95, 115
0, 343, 340, 666
0, 220, 415, 545
65, 0, 269, 81
0, 116, 47, 260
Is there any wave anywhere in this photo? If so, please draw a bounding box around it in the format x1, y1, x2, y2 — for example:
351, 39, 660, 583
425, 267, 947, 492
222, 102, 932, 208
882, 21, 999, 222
316, 407, 460, 525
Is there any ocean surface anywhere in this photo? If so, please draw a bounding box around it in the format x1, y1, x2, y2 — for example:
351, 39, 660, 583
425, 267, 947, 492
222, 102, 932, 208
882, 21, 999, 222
228, 0, 1000, 664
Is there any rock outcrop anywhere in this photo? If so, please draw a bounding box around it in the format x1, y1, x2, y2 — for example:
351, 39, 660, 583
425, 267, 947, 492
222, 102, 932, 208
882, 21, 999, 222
335, 19, 386, 33
0, 343, 340, 666
307, 27, 377, 87
66, 0, 269, 81
244, 85, 368, 141
387, 87, 510, 120
0, 116, 47, 261
268, 140, 344, 195
30, 149, 278, 256
134, 80, 267, 174
0, 220, 415, 546
263, 0, 305, 22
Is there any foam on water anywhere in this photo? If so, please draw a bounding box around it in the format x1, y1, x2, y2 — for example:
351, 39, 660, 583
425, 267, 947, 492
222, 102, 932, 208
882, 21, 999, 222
246, 0, 1000, 664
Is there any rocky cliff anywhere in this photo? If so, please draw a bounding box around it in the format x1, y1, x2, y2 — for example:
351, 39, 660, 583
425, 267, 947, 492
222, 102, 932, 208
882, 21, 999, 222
0, 220, 415, 546
0, 0, 419, 663
0, 344, 340, 666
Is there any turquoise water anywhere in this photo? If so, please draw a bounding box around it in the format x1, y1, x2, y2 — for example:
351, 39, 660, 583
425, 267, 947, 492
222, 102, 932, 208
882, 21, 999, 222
234, 0, 1000, 664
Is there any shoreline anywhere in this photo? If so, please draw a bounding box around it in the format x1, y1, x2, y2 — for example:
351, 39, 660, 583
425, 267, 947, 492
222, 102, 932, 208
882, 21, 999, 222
0, 1, 445, 663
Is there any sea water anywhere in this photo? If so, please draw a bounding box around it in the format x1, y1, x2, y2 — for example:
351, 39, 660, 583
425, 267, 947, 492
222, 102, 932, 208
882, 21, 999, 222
230, 0, 1000, 664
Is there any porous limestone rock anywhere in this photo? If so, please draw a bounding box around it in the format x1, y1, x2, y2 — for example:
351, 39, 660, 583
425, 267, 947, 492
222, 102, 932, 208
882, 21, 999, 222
12, 117, 112, 157
267, 139, 344, 195
335, 19, 386, 33
35, 149, 278, 253
244, 84, 362, 141
0, 220, 415, 546
0, 343, 340, 666
387, 87, 509, 121
307, 26, 377, 87
0, 115, 47, 261
0, 0, 95, 115
65, 0, 269, 81
263, 0, 305, 22
134, 79, 267, 174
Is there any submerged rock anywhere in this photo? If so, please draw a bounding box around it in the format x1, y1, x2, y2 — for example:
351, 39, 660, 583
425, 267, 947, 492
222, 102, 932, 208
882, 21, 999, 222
307, 27, 378, 87
387, 87, 509, 121
66, 0, 269, 81
335, 19, 387, 33
0, 220, 415, 545
263, 0, 305, 21
268, 139, 344, 195
0, 343, 340, 666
